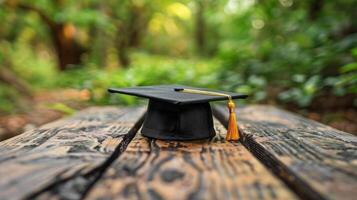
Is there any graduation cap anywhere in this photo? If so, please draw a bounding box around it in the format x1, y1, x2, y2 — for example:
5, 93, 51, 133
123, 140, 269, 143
108, 85, 247, 141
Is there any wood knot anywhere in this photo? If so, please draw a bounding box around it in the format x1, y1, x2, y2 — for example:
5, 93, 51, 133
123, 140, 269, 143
160, 169, 185, 183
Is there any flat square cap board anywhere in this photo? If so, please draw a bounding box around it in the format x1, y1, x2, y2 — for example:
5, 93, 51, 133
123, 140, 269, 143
108, 85, 247, 105
108, 85, 247, 140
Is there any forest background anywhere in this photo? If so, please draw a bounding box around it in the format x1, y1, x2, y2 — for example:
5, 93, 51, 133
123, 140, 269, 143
0, 0, 356, 140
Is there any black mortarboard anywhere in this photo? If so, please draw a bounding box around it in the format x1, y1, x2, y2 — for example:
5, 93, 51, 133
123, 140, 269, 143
108, 85, 247, 141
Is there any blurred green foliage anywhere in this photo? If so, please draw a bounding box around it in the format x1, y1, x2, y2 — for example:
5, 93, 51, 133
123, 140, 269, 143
0, 0, 356, 114
54, 53, 221, 105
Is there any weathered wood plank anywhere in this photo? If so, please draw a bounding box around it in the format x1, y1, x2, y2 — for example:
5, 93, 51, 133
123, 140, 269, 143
86, 119, 298, 200
0, 106, 145, 200
213, 105, 357, 200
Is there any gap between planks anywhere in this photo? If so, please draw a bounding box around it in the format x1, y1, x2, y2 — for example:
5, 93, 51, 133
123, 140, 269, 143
213, 105, 357, 200
34, 110, 146, 200
84, 119, 298, 200
0, 107, 146, 200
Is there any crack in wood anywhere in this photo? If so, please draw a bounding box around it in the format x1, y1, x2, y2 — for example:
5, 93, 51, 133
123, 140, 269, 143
0, 107, 146, 200
213, 105, 357, 200
32, 111, 146, 200
85, 119, 297, 200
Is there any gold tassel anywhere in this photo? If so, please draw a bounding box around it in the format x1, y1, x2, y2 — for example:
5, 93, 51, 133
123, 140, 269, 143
226, 98, 239, 141
175, 88, 240, 141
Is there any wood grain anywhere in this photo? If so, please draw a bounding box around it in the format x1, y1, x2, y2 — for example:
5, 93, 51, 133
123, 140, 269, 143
86, 119, 298, 200
0, 106, 145, 200
214, 105, 357, 200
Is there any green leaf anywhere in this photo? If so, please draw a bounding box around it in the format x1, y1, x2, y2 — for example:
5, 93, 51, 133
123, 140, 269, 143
341, 63, 357, 73
47, 103, 76, 115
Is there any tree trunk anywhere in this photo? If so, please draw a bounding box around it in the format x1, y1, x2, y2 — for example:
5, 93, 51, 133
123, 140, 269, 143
116, 25, 130, 67
309, 0, 324, 21
127, 4, 149, 48
51, 23, 84, 71
113, 2, 150, 67
195, 0, 206, 55
10, 2, 85, 71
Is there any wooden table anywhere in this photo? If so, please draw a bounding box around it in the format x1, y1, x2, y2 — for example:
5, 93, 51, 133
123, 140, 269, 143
0, 105, 356, 200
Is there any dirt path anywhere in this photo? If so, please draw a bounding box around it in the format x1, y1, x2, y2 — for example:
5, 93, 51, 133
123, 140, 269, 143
0, 89, 90, 141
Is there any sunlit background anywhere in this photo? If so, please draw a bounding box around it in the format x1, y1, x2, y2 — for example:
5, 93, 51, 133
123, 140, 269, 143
0, 0, 356, 140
